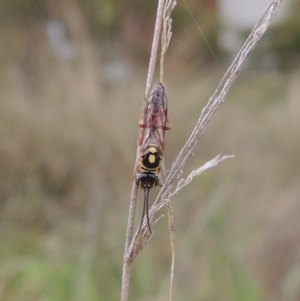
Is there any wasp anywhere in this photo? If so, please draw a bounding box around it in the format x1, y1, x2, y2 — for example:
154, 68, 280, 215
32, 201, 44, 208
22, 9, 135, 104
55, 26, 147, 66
135, 82, 171, 234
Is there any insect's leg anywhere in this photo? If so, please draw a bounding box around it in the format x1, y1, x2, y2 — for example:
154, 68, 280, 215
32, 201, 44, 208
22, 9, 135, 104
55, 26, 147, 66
133, 162, 141, 181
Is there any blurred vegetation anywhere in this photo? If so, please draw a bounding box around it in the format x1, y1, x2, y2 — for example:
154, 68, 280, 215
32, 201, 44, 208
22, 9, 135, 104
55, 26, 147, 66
268, 0, 300, 69
240, 0, 300, 71
0, 0, 300, 300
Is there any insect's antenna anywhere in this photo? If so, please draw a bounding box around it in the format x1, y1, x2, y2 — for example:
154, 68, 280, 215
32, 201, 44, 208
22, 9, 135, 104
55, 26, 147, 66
138, 187, 152, 234
144, 187, 152, 234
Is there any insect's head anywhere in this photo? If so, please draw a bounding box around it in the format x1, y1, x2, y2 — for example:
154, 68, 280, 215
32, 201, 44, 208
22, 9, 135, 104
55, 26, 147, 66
136, 172, 159, 190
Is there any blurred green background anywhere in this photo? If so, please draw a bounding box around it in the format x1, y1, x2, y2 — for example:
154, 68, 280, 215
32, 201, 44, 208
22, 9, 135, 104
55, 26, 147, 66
1, 0, 300, 300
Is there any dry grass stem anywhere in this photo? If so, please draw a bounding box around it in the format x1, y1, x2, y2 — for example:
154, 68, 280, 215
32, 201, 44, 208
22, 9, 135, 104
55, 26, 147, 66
160, 2, 177, 298
160, 0, 177, 81
125, 215, 164, 264
166, 200, 175, 301
145, 0, 166, 99
170, 154, 235, 198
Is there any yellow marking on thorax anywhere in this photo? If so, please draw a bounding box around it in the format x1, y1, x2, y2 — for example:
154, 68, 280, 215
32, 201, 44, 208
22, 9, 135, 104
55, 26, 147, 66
148, 154, 156, 164
149, 146, 157, 154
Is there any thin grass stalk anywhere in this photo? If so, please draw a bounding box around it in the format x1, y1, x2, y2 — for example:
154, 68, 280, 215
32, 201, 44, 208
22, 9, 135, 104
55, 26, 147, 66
166, 200, 175, 301
145, 0, 166, 99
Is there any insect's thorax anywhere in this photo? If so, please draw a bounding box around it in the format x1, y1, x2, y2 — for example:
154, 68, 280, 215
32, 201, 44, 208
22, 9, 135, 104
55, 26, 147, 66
140, 144, 162, 173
